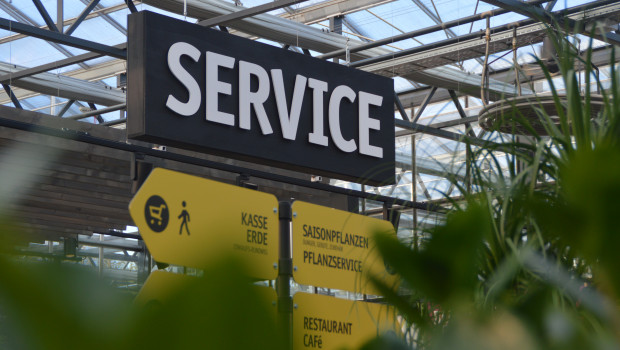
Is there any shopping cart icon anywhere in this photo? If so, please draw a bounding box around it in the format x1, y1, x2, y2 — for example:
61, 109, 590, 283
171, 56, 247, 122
149, 204, 167, 226
144, 195, 169, 232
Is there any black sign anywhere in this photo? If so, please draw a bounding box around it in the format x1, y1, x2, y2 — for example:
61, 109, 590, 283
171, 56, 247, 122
127, 11, 395, 186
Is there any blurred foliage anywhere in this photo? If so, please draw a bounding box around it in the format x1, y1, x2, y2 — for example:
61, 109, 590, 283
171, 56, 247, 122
368, 24, 620, 350
0, 249, 285, 350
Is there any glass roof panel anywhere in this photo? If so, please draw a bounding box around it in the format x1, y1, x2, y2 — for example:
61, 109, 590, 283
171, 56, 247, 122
5, 2, 44, 27
60, 0, 96, 20
139, 4, 198, 21
106, 7, 132, 28
79, 55, 116, 67
0, 8, 16, 37
393, 76, 414, 93
347, 0, 437, 41
66, 16, 126, 45
21, 95, 52, 109
99, 0, 125, 7
0, 37, 71, 67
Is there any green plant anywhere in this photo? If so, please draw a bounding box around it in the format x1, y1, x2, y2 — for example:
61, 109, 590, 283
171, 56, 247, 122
367, 26, 620, 350
0, 247, 285, 350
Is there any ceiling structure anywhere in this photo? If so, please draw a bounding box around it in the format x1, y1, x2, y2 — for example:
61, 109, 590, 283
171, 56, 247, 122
0, 0, 618, 284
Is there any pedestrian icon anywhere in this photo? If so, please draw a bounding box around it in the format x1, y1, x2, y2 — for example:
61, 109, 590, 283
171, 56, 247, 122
145, 195, 169, 232
178, 201, 190, 236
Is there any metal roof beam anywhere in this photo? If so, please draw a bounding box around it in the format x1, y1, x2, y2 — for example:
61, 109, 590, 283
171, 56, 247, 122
395, 92, 488, 147
0, 18, 126, 59
0, 1, 88, 69
57, 100, 75, 117
65, 0, 101, 36
198, 0, 312, 27
395, 119, 505, 150
125, 0, 139, 13
403, 154, 467, 181
66, 103, 126, 121
0, 59, 128, 105
425, 116, 479, 130
411, 0, 456, 38
397, 43, 620, 109
282, 0, 395, 25
32, 0, 60, 32
492, 44, 620, 84
357, 1, 620, 97
396, 119, 473, 145
58, 0, 64, 28
605, 32, 620, 46
0, 62, 126, 106
412, 86, 436, 123
411, 0, 485, 67
79, 0, 128, 35
481, 0, 573, 27
317, 0, 549, 60
341, 16, 370, 41
482, 0, 620, 45
2, 84, 23, 109
144, 0, 399, 58
0, 43, 126, 84
448, 89, 476, 137
0, 2, 141, 45
351, 1, 619, 68
545, 0, 557, 11
343, 13, 421, 88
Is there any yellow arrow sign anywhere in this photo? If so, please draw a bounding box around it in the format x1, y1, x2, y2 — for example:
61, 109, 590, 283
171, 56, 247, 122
292, 201, 397, 295
129, 168, 279, 280
293, 292, 400, 350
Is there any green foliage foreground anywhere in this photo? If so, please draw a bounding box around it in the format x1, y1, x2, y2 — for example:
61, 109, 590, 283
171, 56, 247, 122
0, 252, 286, 350
368, 30, 620, 350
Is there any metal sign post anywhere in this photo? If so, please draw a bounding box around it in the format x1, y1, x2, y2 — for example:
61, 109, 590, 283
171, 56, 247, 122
278, 201, 293, 350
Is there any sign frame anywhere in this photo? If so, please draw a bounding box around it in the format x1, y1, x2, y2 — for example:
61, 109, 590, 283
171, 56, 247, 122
127, 11, 395, 186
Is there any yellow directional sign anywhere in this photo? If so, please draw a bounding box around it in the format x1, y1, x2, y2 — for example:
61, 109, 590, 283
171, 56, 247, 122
129, 168, 279, 280
292, 201, 397, 295
293, 292, 400, 350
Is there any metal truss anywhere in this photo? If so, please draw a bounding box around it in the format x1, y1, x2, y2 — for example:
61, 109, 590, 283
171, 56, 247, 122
198, 0, 312, 27
281, 0, 395, 24
482, 0, 620, 45
351, 1, 619, 69
0, 1, 89, 69
0, 17, 126, 58
0, 2, 139, 45
317, 0, 549, 60
0, 61, 126, 106
79, 0, 128, 35
410, 0, 486, 68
